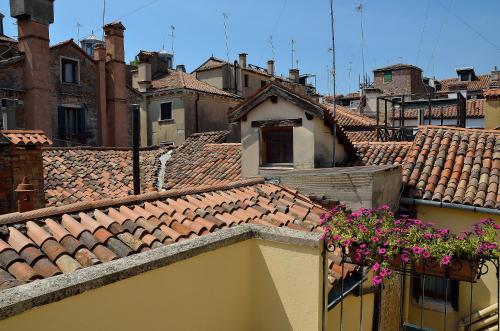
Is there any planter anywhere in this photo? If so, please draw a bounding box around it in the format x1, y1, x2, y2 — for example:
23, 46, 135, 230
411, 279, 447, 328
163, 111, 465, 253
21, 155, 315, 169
415, 258, 479, 282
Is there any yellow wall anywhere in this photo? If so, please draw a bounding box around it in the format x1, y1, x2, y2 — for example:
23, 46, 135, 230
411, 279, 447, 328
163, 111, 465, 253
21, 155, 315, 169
485, 99, 500, 130
406, 205, 500, 331
0, 239, 324, 331
327, 292, 375, 331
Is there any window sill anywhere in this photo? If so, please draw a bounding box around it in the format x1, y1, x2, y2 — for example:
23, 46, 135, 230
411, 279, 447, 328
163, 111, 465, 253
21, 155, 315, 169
61, 82, 80, 86
411, 297, 456, 313
259, 164, 294, 170
158, 119, 174, 123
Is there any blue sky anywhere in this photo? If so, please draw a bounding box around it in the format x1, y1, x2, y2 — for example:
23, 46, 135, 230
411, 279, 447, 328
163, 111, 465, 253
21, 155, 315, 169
1, 0, 499, 95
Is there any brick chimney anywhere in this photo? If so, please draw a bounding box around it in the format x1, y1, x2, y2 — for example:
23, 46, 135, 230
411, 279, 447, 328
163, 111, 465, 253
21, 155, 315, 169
289, 68, 300, 83
94, 43, 108, 145
137, 51, 152, 93
104, 21, 128, 147
176, 64, 186, 73
15, 177, 35, 212
239, 53, 247, 68
0, 130, 50, 214
10, 0, 54, 138
267, 60, 275, 76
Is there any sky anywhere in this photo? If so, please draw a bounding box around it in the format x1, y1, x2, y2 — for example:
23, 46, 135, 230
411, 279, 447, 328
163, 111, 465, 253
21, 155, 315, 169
1, 0, 499, 95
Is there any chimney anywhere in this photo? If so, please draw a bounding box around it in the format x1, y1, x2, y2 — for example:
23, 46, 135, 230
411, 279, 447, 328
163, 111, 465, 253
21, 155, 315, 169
94, 43, 108, 145
137, 51, 152, 93
176, 64, 186, 72
0, 12, 4, 35
239, 53, 247, 68
104, 21, 128, 147
15, 177, 35, 212
267, 60, 275, 76
289, 68, 300, 83
10, 0, 54, 138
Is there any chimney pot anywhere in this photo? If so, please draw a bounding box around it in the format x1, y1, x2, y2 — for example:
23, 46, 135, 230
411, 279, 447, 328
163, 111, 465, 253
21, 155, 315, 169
239, 53, 247, 68
176, 64, 186, 72
15, 177, 35, 212
267, 60, 275, 76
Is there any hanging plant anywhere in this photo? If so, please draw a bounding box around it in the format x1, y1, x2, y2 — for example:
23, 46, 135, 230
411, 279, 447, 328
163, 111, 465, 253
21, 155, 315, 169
320, 205, 500, 285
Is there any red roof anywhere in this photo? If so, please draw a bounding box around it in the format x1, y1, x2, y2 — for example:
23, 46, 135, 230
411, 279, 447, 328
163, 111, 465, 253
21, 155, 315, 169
0, 130, 53, 146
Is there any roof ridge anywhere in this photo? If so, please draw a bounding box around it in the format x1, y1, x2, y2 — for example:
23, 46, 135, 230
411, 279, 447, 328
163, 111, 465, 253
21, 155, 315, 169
418, 125, 500, 135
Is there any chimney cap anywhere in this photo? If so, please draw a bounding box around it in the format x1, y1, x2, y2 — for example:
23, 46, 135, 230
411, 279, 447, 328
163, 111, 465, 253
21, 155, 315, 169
15, 177, 34, 193
267, 59, 274, 64
239, 53, 248, 56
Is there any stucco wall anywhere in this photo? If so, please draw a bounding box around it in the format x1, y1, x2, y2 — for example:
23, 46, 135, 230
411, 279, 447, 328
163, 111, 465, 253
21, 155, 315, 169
148, 96, 185, 146
241, 98, 346, 177
0, 238, 323, 331
196, 67, 225, 90
485, 99, 500, 130
327, 292, 375, 331
405, 205, 500, 331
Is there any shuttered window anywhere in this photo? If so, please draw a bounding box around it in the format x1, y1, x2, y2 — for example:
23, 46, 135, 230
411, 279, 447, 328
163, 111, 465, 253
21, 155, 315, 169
160, 102, 173, 121
61, 58, 79, 84
260, 126, 293, 165
58, 106, 86, 137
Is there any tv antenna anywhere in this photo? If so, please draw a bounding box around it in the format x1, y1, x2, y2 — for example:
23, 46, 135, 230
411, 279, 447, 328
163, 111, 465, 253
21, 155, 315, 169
170, 25, 175, 55
329, 0, 337, 168
290, 38, 296, 69
101, 0, 106, 40
356, 3, 366, 88
348, 61, 352, 93
269, 35, 276, 61
222, 13, 230, 62
76, 23, 83, 43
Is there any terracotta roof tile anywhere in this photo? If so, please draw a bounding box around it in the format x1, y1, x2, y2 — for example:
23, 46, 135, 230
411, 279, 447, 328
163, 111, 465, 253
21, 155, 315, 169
438, 74, 490, 93
354, 142, 413, 166
396, 99, 484, 120
346, 130, 378, 143
0, 130, 53, 146
402, 126, 500, 210
323, 104, 376, 128
0, 182, 355, 291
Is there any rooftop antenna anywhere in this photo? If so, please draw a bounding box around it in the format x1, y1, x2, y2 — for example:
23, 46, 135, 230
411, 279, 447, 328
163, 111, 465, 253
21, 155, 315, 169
356, 3, 366, 89
326, 65, 331, 96
348, 61, 352, 93
398, 56, 403, 63
296, 59, 299, 70
329, 0, 337, 169
101, 0, 106, 40
269, 35, 275, 61
76, 23, 83, 43
170, 25, 175, 55
222, 13, 230, 62
290, 38, 296, 69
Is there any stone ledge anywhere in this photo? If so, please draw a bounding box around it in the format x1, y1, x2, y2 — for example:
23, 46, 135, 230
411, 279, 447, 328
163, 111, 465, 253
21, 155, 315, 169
0, 224, 321, 321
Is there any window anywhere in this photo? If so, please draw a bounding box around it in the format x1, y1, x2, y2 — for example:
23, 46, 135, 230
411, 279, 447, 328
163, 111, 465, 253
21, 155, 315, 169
412, 274, 459, 311
160, 102, 172, 121
459, 72, 471, 82
260, 126, 293, 165
244, 74, 249, 87
383, 71, 393, 83
58, 106, 86, 137
261, 80, 267, 88
61, 58, 79, 84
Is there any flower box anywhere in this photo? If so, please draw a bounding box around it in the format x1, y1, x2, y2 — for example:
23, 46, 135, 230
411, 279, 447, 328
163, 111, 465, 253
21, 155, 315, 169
414, 259, 479, 282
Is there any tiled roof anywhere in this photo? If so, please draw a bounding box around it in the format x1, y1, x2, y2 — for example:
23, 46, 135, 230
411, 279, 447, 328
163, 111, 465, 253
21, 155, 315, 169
0, 130, 53, 146
324, 104, 376, 128
373, 63, 422, 72
163, 143, 242, 190
161, 131, 240, 189
0, 182, 354, 291
398, 99, 484, 120
354, 142, 413, 166
43, 146, 171, 207
402, 126, 500, 210
438, 74, 490, 92
485, 89, 500, 99
150, 70, 239, 98
346, 130, 378, 143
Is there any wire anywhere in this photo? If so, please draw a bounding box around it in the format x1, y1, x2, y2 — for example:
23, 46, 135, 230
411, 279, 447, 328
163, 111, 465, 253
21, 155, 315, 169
433, 0, 500, 51
426, 0, 454, 75
257, 0, 288, 64
415, 0, 431, 66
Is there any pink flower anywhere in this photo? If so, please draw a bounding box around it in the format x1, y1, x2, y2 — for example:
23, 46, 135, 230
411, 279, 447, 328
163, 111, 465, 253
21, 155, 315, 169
378, 247, 387, 255
371, 236, 380, 243
412, 246, 423, 255
372, 275, 383, 286
372, 262, 380, 271
441, 255, 452, 265
422, 251, 431, 259
401, 253, 410, 263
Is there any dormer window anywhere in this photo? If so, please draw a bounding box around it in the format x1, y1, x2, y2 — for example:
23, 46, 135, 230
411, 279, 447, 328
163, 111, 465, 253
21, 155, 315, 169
61, 58, 79, 84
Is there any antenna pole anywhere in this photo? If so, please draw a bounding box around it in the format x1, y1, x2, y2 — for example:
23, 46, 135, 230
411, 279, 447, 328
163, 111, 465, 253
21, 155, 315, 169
170, 25, 175, 55
291, 39, 296, 69
222, 13, 230, 62
77, 23, 83, 43
330, 0, 337, 168
101, 0, 106, 40
348, 61, 352, 93
269, 35, 275, 61
357, 3, 366, 89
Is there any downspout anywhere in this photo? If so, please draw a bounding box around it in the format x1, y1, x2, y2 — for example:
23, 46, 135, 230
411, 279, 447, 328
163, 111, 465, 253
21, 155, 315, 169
131, 104, 140, 195
195, 92, 200, 132
400, 197, 500, 215
233, 60, 238, 95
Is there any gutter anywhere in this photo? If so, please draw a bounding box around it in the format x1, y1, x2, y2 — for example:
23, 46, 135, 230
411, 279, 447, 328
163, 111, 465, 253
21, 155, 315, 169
400, 198, 500, 215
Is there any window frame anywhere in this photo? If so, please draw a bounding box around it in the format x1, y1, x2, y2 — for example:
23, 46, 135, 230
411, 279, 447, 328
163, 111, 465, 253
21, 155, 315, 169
57, 105, 86, 138
159, 102, 173, 122
383, 70, 393, 83
244, 74, 249, 87
60, 56, 80, 84
412, 273, 459, 312
259, 126, 294, 167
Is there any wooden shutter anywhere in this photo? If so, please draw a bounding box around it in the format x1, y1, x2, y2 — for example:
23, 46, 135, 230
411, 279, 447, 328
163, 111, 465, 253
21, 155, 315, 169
78, 106, 86, 134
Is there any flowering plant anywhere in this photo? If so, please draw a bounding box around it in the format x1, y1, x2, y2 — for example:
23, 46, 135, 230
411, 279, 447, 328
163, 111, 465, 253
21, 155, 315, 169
320, 205, 500, 286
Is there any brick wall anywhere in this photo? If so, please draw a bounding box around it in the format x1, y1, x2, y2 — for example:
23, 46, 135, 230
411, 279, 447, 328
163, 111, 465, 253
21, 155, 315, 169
374, 68, 427, 98
0, 144, 45, 214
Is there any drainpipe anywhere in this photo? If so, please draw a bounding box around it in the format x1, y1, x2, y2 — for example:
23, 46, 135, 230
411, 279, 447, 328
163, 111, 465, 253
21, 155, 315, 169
131, 104, 140, 195
400, 198, 500, 215
195, 93, 200, 133
233, 60, 238, 94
